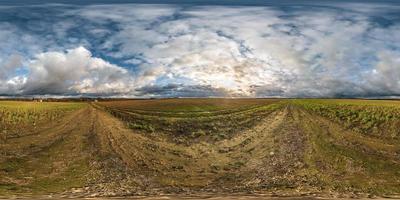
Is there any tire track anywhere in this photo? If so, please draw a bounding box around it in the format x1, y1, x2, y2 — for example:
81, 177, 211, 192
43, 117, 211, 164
86, 104, 301, 194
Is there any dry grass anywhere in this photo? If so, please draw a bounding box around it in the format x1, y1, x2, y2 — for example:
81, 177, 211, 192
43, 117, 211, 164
0, 99, 399, 198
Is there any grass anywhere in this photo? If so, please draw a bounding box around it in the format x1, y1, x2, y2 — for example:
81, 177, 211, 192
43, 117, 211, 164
0, 101, 85, 139
96, 99, 284, 143
98, 98, 278, 112
294, 101, 400, 195
1, 98, 400, 197
0, 101, 90, 195
292, 99, 400, 140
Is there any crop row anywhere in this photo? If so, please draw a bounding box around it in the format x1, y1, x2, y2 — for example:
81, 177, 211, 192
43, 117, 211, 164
294, 100, 400, 140
98, 102, 284, 144
0, 102, 85, 139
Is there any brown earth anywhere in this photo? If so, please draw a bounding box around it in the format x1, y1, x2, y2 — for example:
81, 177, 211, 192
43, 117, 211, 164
0, 102, 399, 199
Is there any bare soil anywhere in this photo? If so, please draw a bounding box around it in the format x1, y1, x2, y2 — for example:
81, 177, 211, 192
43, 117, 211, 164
1, 101, 399, 199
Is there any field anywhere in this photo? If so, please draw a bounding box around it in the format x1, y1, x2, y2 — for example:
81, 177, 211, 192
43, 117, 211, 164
0, 101, 85, 139
0, 99, 399, 199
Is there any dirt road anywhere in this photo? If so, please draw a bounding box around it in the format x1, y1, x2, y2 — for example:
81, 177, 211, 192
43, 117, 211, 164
1, 103, 399, 199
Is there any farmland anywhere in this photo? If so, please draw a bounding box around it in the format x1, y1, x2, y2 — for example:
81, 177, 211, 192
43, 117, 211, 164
97, 99, 283, 144
0, 101, 85, 139
0, 99, 399, 199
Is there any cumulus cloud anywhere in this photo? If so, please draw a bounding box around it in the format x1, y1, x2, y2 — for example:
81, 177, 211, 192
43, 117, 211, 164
0, 3, 400, 97
1, 47, 134, 95
366, 51, 400, 96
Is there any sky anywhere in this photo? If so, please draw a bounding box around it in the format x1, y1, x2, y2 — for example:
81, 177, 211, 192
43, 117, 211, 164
0, 0, 400, 98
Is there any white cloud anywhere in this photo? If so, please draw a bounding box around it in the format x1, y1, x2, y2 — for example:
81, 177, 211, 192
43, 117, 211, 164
1, 3, 400, 97
366, 51, 400, 94
0, 47, 134, 95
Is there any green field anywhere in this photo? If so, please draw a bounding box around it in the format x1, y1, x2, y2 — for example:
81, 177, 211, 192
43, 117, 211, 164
0, 99, 399, 198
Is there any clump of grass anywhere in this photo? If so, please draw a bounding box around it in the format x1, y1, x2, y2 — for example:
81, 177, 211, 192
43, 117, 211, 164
127, 122, 155, 132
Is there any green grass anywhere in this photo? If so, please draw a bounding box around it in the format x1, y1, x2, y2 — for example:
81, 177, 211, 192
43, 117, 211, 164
296, 102, 400, 195
27, 159, 89, 193
96, 99, 284, 143
292, 99, 400, 140
0, 157, 89, 195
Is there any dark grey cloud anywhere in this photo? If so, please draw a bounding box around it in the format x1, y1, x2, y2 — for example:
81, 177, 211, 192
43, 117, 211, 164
136, 84, 233, 97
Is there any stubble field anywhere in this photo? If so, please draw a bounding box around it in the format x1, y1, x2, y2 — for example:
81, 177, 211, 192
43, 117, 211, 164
0, 99, 399, 199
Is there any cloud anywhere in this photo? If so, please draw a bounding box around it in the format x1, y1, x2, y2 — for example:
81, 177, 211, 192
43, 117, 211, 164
0, 3, 400, 97
1, 47, 134, 95
135, 84, 233, 97
365, 51, 400, 96
0, 54, 22, 79
0, 54, 24, 94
